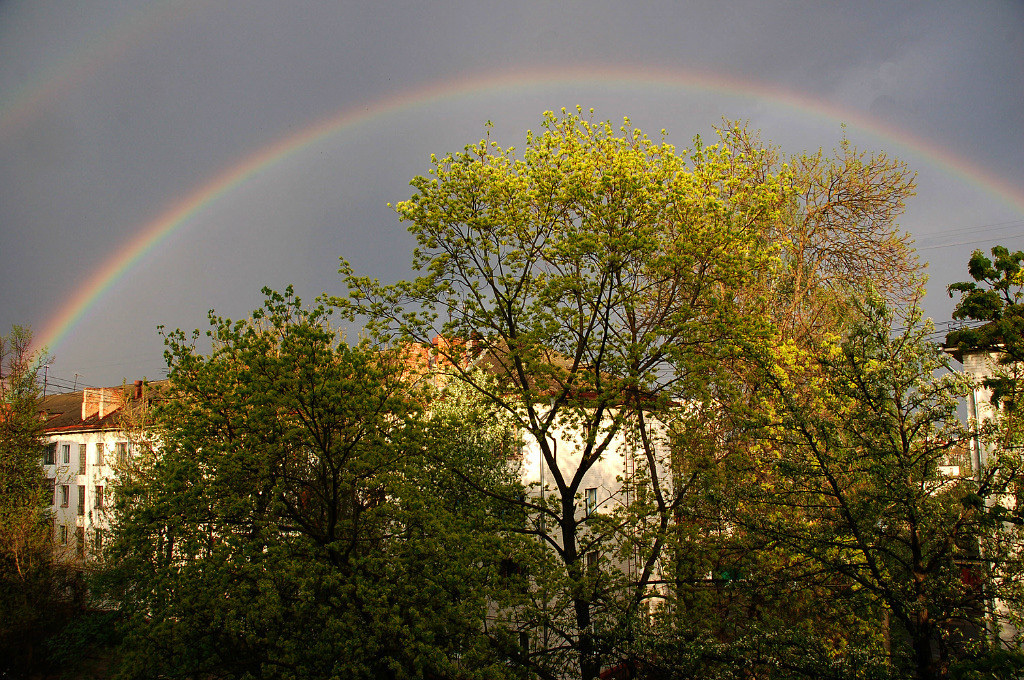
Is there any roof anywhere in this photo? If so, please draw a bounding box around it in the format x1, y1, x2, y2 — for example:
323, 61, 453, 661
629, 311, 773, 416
944, 321, 1015, 364
38, 380, 169, 434
408, 335, 660, 405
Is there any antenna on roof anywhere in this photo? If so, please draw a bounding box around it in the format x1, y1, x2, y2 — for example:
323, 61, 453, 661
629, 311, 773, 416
42, 362, 52, 397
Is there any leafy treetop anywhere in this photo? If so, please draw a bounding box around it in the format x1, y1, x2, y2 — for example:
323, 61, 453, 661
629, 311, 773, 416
947, 246, 1024, 417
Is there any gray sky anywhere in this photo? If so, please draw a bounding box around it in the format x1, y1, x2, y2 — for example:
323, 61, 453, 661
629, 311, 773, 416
2, 0, 1022, 389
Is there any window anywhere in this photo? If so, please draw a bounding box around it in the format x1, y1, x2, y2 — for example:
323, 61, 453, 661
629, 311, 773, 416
61, 444, 70, 465
499, 557, 523, 578
116, 442, 128, 465
47, 478, 55, 506
59, 524, 68, 545
60, 485, 69, 508
498, 429, 524, 461
95, 442, 104, 466
77, 485, 85, 516
586, 551, 598, 571
42, 443, 55, 466
95, 485, 104, 510
75, 527, 84, 557
93, 529, 104, 552
78, 443, 87, 474
585, 487, 597, 516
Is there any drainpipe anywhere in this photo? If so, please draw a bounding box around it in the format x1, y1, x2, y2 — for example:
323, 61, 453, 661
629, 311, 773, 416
969, 388, 982, 482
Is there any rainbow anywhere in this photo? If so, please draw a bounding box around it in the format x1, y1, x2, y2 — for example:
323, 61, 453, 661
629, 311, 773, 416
33, 65, 1024, 356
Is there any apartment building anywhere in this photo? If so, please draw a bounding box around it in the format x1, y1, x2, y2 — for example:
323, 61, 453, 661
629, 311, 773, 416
38, 380, 160, 562
946, 337, 1022, 647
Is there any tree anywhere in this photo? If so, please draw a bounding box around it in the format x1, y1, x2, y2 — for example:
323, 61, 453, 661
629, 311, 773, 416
105, 289, 523, 679
0, 326, 65, 674
947, 246, 1024, 438
719, 122, 919, 340
948, 246, 1024, 353
733, 296, 1024, 680
623, 127, 921, 680
338, 109, 791, 679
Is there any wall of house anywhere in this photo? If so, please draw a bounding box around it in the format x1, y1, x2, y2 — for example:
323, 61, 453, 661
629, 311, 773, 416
952, 348, 1021, 646
41, 431, 124, 562
519, 413, 672, 577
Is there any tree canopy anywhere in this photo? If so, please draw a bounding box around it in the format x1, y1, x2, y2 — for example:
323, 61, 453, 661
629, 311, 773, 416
738, 297, 1019, 680
328, 108, 940, 680
947, 246, 1024, 429
0, 326, 71, 675
758, 129, 918, 337
99, 110, 956, 680
338, 108, 796, 680
105, 290, 526, 680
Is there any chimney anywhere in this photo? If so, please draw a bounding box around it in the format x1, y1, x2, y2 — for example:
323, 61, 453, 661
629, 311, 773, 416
82, 387, 123, 420
134, 380, 143, 400
82, 389, 100, 420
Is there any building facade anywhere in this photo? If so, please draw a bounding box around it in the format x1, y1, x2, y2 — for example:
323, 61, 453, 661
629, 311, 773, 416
38, 381, 156, 563
947, 342, 1022, 647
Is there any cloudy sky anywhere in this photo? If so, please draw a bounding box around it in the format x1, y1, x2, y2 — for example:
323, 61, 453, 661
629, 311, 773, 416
2, 1, 1022, 390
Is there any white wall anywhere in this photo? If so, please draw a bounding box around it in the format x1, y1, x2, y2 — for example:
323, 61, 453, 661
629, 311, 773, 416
42, 431, 124, 561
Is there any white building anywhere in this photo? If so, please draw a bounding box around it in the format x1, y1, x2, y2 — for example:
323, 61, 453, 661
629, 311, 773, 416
38, 381, 159, 563
946, 340, 1023, 647
949, 343, 1004, 475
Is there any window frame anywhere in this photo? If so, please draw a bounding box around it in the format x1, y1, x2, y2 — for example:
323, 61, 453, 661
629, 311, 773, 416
115, 441, 128, 465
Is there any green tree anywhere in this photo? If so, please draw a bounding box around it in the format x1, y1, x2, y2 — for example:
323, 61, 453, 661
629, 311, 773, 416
338, 109, 790, 679
105, 289, 522, 680
734, 297, 1023, 680
948, 246, 1024, 352
947, 246, 1024, 438
0, 326, 64, 674
627, 127, 921, 680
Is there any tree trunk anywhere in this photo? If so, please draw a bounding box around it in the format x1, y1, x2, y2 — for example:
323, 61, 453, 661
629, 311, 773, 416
575, 596, 599, 680
562, 494, 600, 680
912, 608, 935, 680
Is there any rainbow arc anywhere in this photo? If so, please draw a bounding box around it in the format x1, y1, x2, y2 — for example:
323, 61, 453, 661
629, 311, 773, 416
32, 67, 1024, 355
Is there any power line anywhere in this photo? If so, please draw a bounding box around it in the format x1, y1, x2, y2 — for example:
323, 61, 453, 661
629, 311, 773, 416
34, 372, 102, 393
923, 218, 1024, 238
914, 218, 1024, 253
917, 233, 1024, 252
